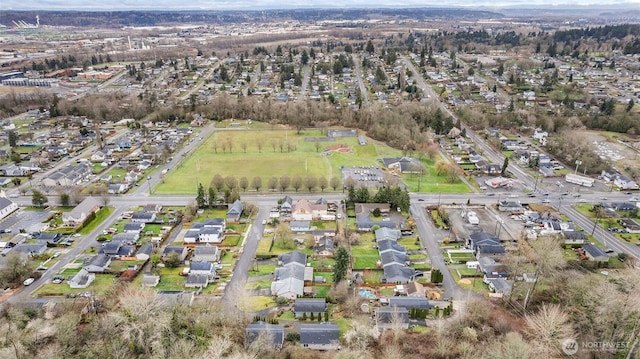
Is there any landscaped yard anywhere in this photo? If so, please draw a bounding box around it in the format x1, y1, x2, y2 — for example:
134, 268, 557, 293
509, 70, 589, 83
155, 128, 405, 194
351, 241, 381, 270
35, 274, 117, 297
239, 296, 276, 312
79, 207, 115, 235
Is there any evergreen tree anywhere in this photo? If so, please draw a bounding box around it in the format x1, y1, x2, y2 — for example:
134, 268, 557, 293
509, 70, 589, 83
501, 157, 509, 176
333, 246, 349, 284
626, 99, 634, 112
196, 183, 206, 208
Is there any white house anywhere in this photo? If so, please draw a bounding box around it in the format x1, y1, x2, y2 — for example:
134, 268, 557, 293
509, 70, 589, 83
62, 197, 101, 227
0, 195, 18, 221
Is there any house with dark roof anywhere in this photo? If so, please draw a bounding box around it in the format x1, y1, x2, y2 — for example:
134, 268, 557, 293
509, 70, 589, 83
135, 244, 153, 261
498, 200, 523, 212
375, 227, 401, 242
314, 236, 334, 257
101, 241, 123, 257
272, 251, 307, 299
375, 306, 409, 330
192, 245, 220, 262
487, 278, 513, 296
131, 211, 156, 223
475, 243, 506, 258
290, 220, 311, 232
141, 272, 160, 287
156, 290, 194, 307
185, 274, 210, 288
562, 231, 588, 245
12, 243, 47, 256
300, 323, 340, 350
404, 281, 426, 297
62, 197, 100, 227
582, 243, 608, 262
378, 240, 407, 255
162, 246, 188, 262
620, 219, 640, 233
68, 269, 95, 289
280, 196, 294, 212
294, 298, 328, 318
84, 254, 111, 273
245, 322, 285, 350
388, 297, 431, 311
382, 264, 415, 284
123, 222, 145, 234
227, 200, 243, 222
112, 232, 140, 244
467, 231, 501, 250
477, 257, 509, 279
183, 218, 226, 244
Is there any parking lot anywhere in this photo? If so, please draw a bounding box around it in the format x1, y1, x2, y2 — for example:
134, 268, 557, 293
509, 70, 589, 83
0, 209, 51, 234
341, 166, 387, 189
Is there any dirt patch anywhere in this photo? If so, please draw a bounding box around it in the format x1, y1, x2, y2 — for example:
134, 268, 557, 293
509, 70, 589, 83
458, 279, 472, 285
326, 144, 351, 153
427, 290, 441, 300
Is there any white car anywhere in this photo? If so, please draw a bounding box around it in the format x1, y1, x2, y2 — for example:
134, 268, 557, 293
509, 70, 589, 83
261, 219, 267, 225
542, 199, 551, 203
23, 278, 35, 286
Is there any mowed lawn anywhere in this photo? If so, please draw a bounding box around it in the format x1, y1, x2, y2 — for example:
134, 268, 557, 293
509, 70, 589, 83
156, 128, 404, 194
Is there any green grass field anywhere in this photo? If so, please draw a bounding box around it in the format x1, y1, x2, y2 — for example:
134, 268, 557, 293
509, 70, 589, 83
155, 129, 404, 194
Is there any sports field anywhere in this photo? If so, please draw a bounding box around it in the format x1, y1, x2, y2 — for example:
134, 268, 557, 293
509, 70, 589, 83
155, 128, 403, 194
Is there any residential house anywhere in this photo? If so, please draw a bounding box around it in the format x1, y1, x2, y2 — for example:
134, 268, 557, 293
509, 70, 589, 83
404, 281, 426, 297
227, 200, 243, 222
487, 278, 513, 296
183, 218, 226, 244
621, 219, 640, 233
300, 323, 340, 350
84, 254, 111, 273
101, 241, 123, 257
475, 243, 506, 258
271, 251, 307, 299
0, 197, 18, 221
375, 227, 401, 242
562, 231, 588, 245
189, 261, 216, 278
290, 220, 311, 232
131, 211, 156, 223
68, 269, 95, 289
135, 244, 153, 261
0, 163, 25, 177
185, 274, 210, 288
12, 243, 47, 256
245, 322, 285, 349
375, 306, 409, 330
280, 196, 294, 212
477, 257, 509, 279
62, 197, 101, 227
498, 200, 523, 212
388, 297, 431, 311
582, 243, 608, 262
156, 290, 194, 307
90, 151, 106, 163
162, 246, 188, 262
124, 222, 145, 233
141, 272, 160, 287
294, 298, 328, 318
108, 183, 128, 194
314, 236, 334, 257
112, 233, 140, 244
378, 240, 408, 255
467, 231, 502, 250
291, 199, 313, 221
192, 245, 220, 262
382, 264, 416, 284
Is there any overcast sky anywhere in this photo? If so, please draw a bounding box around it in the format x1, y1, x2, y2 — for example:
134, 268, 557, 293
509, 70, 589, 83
1, 0, 639, 10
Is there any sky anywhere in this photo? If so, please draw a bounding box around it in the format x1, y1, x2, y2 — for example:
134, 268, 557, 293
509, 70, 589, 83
1, 0, 639, 10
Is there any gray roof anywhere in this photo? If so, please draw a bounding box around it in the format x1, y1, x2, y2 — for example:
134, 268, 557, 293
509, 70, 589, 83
190, 261, 214, 271
382, 263, 415, 283
65, 197, 100, 220
185, 273, 209, 286
376, 306, 409, 324
583, 243, 607, 258
315, 237, 334, 253
246, 322, 285, 348
388, 297, 431, 310
290, 220, 311, 229
375, 227, 401, 241
102, 241, 122, 254
278, 251, 306, 266
124, 222, 144, 231
112, 233, 139, 242
380, 251, 410, 265
132, 211, 155, 220
163, 246, 186, 256
294, 298, 328, 313
378, 239, 406, 254
136, 243, 153, 256
476, 244, 506, 255
193, 245, 219, 256
227, 200, 243, 215
86, 254, 110, 268
0, 197, 16, 211
300, 323, 339, 345
117, 245, 136, 257
12, 243, 47, 254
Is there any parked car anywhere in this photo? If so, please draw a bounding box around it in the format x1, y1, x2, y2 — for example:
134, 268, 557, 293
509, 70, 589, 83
23, 278, 35, 286
52, 276, 65, 284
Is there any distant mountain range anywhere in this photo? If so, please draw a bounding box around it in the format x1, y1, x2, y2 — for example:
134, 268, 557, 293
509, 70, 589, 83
1, 4, 639, 28
1, 1, 639, 11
